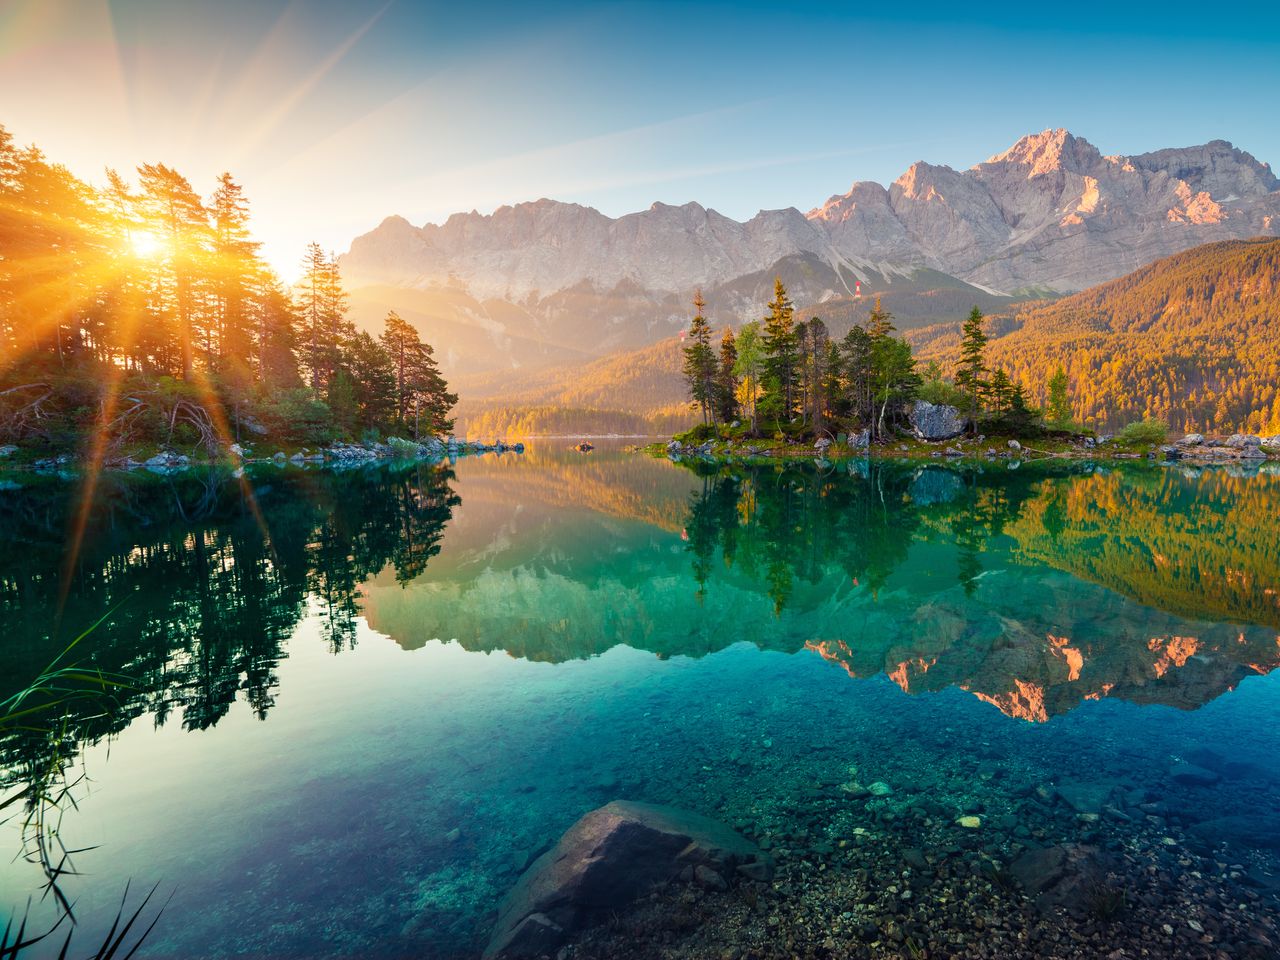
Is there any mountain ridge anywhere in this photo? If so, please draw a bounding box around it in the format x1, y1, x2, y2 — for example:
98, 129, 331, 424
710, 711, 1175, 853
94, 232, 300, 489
344, 128, 1280, 303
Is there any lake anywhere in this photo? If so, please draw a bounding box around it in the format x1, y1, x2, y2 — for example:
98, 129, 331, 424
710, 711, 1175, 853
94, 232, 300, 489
2, 445, 1279, 959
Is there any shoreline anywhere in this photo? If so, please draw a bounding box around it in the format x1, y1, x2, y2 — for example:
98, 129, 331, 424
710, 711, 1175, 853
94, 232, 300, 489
648, 435, 1280, 467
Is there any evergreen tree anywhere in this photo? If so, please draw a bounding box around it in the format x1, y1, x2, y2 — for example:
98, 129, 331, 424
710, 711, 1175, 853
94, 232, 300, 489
839, 325, 874, 427
1046, 365, 1073, 429
1005, 382, 1039, 436
137, 162, 209, 380
988, 368, 1014, 415
344, 330, 397, 432
681, 290, 716, 424
715, 327, 739, 424
208, 172, 260, 384
799, 317, 830, 432
761, 278, 798, 425
956, 306, 988, 430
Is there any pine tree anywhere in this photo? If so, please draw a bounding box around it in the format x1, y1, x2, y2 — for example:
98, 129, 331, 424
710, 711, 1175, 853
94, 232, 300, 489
208, 172, 260, 384
344, 330, 397, 433
715, 327, 739, 425
988, 368, 1013, 415
840, 325, 874, 427
1046, 365, 1073, 429
956, 306, 988, 430
378, 310, 456, 437
299, 244, 348, 395
800, 317, 830, 432
137, 163, 210, 379
682, 290, 717, 424
761, 278, 798, 425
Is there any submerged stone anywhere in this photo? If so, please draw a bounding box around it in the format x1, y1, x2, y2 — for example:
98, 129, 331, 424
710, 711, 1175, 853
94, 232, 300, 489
484, 800, 762, 959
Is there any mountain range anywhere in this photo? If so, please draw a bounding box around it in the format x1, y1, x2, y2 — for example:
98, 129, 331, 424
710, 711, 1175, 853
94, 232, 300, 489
337, 129, 1280, 433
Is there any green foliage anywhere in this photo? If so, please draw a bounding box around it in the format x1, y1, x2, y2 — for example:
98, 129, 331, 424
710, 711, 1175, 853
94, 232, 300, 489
682, 290, 717, 424
760, 278, 799, 422
918, 374, 965, 408
1046, 365, 1074, 429
1117, 417, 1169, 446
956, 306, 989, 427
264, 389, 334, 446
675, 423, 719, 444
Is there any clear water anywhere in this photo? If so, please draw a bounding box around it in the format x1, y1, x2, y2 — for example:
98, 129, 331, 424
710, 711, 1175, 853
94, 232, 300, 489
2, 445, 1279, 958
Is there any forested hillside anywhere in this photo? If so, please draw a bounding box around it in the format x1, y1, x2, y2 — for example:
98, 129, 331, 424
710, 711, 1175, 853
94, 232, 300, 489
464, 238, 1280, 437
457, 338, 694, 435
0, 125, 454, 459
914, 237, 1280, 433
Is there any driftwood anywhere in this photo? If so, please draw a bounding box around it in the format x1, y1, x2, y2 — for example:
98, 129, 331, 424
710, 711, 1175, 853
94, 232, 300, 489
0, 383, 54, 442
1, 380, 223, 455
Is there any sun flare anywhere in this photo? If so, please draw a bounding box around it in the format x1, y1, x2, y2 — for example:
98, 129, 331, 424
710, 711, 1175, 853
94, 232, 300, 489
128, 228, 165, 258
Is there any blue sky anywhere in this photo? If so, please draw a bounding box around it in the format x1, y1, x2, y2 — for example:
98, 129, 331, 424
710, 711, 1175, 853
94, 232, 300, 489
3, 0, 1277, 275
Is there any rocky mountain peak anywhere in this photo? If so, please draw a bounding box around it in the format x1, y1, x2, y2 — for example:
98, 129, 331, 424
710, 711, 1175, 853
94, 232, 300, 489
982, 128, 1102, 178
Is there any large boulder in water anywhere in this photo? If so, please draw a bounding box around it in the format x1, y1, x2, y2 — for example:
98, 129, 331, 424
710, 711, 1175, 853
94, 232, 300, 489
484, 800, 763, 958
1009, 843, 1117, 916
909, 400, 965, 441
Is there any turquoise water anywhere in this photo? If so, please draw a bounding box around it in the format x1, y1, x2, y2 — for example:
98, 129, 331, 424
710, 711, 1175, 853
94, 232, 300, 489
2, 446, 1279, 958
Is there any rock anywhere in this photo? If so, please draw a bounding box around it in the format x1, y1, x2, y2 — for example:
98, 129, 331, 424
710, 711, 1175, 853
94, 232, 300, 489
848, 428, 870, 449
484, 801, 762, 959
1007, 439, 1021, 450
943, 446, 963, 457
955, 815, 982, 829
241, 416, 268, 436
1170, 763, 1220, 787
1055, 780, 1116, 815
1261, 435, 1280, 450
0, 445, 17, 457
1241, 446, 1266, 460
909, 401, 966, 442
736, 859, 775, 882
1188, 815, 1280, 853
228, 443, 246, 458
694, 865, 728, 891
1177, 433, 1205, 446
814, 437, 832, 452
1226, 434, 1262, 448
1008, 844, 1115, 916
867, 781, 893, 797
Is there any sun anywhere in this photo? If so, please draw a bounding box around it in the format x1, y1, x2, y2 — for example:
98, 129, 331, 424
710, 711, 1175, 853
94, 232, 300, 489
129, 228, 166, 258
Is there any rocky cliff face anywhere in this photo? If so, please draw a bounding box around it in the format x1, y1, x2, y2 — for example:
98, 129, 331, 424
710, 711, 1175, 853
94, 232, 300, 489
343, 129, 1280, 305
809, 129, 1280, 292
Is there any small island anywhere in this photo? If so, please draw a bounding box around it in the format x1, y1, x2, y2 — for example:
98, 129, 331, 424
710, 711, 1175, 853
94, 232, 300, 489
655, 281, 1279, 466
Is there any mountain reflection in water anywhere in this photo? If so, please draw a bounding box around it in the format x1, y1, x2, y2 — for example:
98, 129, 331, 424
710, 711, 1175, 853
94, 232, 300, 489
362, 455, 1280, 722
3, 452, 1279, 774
